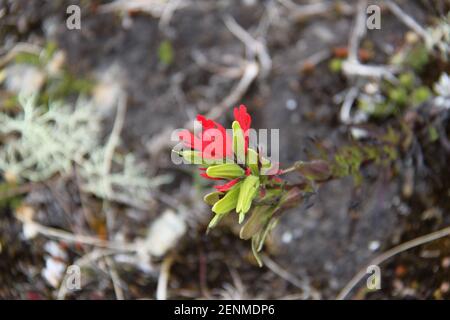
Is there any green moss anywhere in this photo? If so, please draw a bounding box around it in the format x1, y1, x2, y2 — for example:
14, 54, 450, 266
405, 44, 429, 72
158, 40, 174, 66
428, 126, 439, 142
329, 58, 343, 73
411, 86, 431, 105
0, 183, 23, 210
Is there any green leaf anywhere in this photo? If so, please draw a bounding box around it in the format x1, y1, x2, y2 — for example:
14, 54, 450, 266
251, 217, 278, 267
428, 126, 439, 142
203, 191, 223, 206
239, 205, 274, 240
236, 175, 260, 220
208, 213, 224, 229
232, 121, 246, 164
411, 86, 431, 105
399, 72, 415, 89
206, 163, 245, 179
175, 150, 204, 164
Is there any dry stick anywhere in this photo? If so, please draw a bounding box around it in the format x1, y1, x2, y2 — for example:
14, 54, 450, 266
261, 254, 321, 300
384, 1, 432, 45
57, 248, 118, 300
337, 225, 450, 300
0, 182, 35, 200
101, 92, 129, 300
101, 91, 128, 235
342, 0, 396, 80
340, 86, 359, 124
147, 16, 261, 156
191, 50, 244, 78
156, 254, 175, 300
0, 42, 41, 68
277, 0, 353, 21
159, 0, 183, 29
348, 0, 367, 63
224, 15, 272, 77
105, 256, 125, 300
19, 217, 137, 252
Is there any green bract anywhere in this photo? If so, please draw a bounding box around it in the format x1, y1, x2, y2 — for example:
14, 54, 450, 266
246, 148, 259, 175
211, 181, 242, 215
206, 163, 245, 179
176, 150, 204, 164
203, 191, 222, 206
236, 175, 260, 222
232, 121, 246, 164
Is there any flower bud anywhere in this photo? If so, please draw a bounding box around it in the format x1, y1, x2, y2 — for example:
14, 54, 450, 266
174, 150, 204, 164
232, 121, 246, 164
239, 205, 274, 240
236, 175, 260, 221
211, 182, 242, 215
206, 163, 245, 179
246, 148, 259, 175
295, 160, 331, 181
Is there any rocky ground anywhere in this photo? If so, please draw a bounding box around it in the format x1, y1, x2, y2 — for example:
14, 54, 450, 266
1, 0, 450, 299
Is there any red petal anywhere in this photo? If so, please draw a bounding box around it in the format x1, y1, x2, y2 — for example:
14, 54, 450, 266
178, 129, 202, 150
233, 104, 252, 132
196, 114, 233, 157
196, 115, 216, 130
214, 178, 240, 192
233, 105, 252, 152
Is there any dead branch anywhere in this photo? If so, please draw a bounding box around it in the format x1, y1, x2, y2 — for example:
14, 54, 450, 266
337, 224, 450, 300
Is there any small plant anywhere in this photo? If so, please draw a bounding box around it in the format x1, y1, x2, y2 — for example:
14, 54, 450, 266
0, 94, 99, 181
173, 105, 397, 265
0, 94, 170, 208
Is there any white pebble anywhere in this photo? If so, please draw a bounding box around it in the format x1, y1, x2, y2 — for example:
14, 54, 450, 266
286, 99, 298, 111
369, 240, 380, 251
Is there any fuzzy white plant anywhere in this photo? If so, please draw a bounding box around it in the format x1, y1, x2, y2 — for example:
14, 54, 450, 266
80, 149, 171, 209
425, 14, 450, 61
0, 94, 171, 207
434, 73, 450, 110
0, 94, 100, 181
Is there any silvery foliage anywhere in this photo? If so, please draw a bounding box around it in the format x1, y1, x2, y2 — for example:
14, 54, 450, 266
425, 14, 450, 61
80, 149, 171, 208
434, 73, 450, 110
0, 95, 171, 207
0, 94, 99, 181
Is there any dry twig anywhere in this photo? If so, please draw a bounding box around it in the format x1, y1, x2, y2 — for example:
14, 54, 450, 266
337, 225, 450, 300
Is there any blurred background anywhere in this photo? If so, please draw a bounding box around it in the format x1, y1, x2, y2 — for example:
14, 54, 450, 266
0, 0, 450, 299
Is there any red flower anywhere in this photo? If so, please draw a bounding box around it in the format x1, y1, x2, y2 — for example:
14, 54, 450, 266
233, 105, 252, 152
178, 105, 253, 181
233, 105, 251, 132
179, 115, 234, 159
214, 178, 240, 192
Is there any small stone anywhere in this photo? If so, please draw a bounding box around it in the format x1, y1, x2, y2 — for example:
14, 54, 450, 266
286, 99, 297, 111
281, 231, 293, 244
405, 31, 419, 44
442, 257, 450, 268
368, 241, 380, 251
42, 257, 66, 288
144, 210, 187, 257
